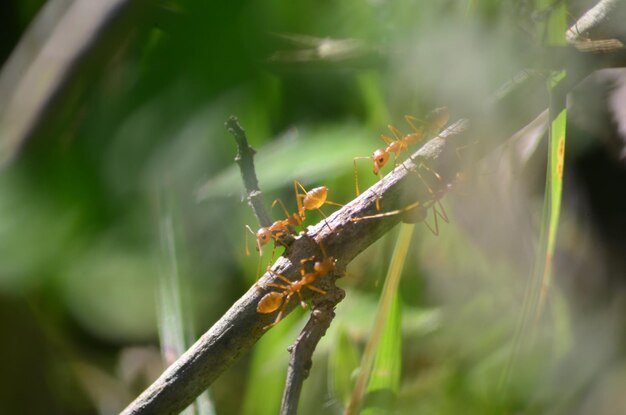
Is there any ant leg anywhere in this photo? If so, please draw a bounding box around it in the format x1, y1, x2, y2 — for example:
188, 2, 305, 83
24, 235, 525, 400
256, 253, 263, 281
388, 125, 403, 140
351, 194, 445, 236
422, 200, 449, 236
257, 275, 290, 292
353, 156, 372, 196
295, 289, 308, 309
351, 200, 422, 222
271, 198, 292, 219
434, 200, 449, 223
244, 225, 258, 257
300, 255, 316, 265
324, 199, 343, 207
267, 268, 294, 286
453, 140, 478, 162
263, 242, 281, 279
422, 206, 440, 236
293, 180, 307, 217
408, 114, 440, 139
425, 107, 449, 134
258, 235, 287, 280
373, 172, 385, 211
411, 162, 445, 202
417, 162, 442, 182
315, 208, 333, 232
354, 157, 384, 211
263, 293, 294, 330
306, 285, 327, 295
318, 240, 328, 259
294, 180, 311, 198
245, 225, 266, 277
404, 115, 425, 135
413, 169, 436, 197
299, 255, 316, 270
380, 133, 396, 146
263, 282, 291, 290
395, 153, 414, 176
244, 226, 250, 257
298, 255, 316, 277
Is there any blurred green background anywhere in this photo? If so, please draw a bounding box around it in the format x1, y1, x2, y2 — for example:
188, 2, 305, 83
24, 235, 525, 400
1, 0, 626, 414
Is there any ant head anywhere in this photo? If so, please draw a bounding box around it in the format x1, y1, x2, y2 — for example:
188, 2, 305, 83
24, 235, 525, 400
256, 228, 272, 248
372, 149, 389, 174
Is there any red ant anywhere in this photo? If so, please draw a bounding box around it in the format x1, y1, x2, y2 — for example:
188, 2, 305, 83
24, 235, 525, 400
245, 198, 303, 277
353, 107, 450, 209
244, 180, 341, 277
257, 242, 336, 330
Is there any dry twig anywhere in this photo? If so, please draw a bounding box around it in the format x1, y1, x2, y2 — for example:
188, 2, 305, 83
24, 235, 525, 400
225, 116, 272, 228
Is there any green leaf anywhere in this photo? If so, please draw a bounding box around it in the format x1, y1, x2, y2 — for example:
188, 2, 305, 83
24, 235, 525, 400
346, 224, 414, 414
328, 325, 362, 407
196, 124, 372, 201
535, 99, 566, 317
502, 2, 568, 391
157, 192, 216, 415
241, 313, 302, 415
535, 0, 568, 46
363, 292, 402, 415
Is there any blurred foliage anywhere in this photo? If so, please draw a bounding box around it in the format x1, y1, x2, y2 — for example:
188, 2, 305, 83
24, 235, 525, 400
1, 0, 626, 414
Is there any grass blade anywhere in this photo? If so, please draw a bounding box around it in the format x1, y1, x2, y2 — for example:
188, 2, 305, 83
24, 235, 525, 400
346, 224, 414, 415
157, 190, 216, 415
500, 0, 568, 395
328, 325, 362, 408
535, 94, 566, 319
532, 0, 568, 325
362, 290, 402, 414
242, 315, 298, 415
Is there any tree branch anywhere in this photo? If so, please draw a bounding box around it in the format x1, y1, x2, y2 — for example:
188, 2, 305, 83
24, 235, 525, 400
280, 283, 346, 415
225, 116, 272, 228
566, 0, 624, 43
121, 118, 470, 415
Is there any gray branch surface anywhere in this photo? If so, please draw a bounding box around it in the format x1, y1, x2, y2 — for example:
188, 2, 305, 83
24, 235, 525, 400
121, 119, 470, 415
567, 0, 623, 43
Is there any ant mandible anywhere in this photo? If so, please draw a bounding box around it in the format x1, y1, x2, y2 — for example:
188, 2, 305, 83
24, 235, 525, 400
257, 242, 336, 330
